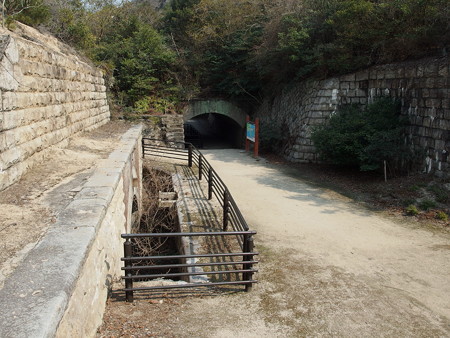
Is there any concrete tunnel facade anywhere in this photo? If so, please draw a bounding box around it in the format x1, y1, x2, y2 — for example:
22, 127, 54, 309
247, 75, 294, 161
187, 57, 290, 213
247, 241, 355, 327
183, 99, 247, 148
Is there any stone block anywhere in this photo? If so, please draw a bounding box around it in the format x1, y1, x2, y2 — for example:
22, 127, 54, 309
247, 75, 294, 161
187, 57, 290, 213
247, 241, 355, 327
426, 99, 441, 108
84, 171, 121, 189
438, 64, 448, 77
0, 57, 19, 91
396, 67, 405, 78
355, 71, 369, 81
322, 78, 339, 89
434, 140, 445, 150
417, 65, 424, 77
438, 119, 449, 130
304, 153, 316, 161
428, 89, 439, 98
0, 147, 21, 169
358, 80, 369, 89
384, 71, 397, 79
340, 73, 355, 82
1, 91, 18, 111
355, 89, 367, 97
424, 63, 438, 77
346, 89, 356, 97
404, 66, 416, 78
340, 82, 350, 90
432, 129, 444, 139
4, 37, 19, 64
437, 88, 449, 99
369, 70, 377, 80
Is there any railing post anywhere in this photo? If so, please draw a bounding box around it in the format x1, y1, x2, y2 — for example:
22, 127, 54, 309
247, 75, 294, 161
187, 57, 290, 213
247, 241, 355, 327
208, 168, 213, 200
223, 190, 229, 231
188, 144, 193, 167
141, 138, 145, 158
199, 155, 203, 180
124, 239, 134, 302
243, 234, 254, 292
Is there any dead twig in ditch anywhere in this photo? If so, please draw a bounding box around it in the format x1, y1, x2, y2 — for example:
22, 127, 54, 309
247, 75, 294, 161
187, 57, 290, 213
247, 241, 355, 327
132, 167, 178, 259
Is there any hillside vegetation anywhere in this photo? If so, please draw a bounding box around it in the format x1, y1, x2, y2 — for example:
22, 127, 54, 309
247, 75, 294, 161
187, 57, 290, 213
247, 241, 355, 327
3, 0, 450, 111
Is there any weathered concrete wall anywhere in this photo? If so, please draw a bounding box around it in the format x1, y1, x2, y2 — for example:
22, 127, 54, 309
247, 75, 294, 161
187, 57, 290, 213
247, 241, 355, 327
0, 125, 142, 338
184, 99, 246, 127
0, 23, 110, 191
257, 57, 450, 175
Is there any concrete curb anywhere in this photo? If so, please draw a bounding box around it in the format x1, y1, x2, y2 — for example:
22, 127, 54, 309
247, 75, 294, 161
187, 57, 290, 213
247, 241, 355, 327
0, 124, 143, 338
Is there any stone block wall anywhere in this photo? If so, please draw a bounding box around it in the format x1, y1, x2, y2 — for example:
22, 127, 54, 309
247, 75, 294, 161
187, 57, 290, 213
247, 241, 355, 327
257, 57, 450, 175
0, 125, 143, 338
0, 23, 110, 191
141, 114, 185, 143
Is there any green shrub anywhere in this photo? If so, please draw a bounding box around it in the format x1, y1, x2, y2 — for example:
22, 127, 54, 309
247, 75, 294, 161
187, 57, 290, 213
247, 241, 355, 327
427, 185, 449, 204
402, 198, 416, 207
409, 185, 420, 192
405, 204, 419, 216
435, 211, 448, 221
259, 119, 283, 153
312, 98, 420, 173
419, 200, 436, 211
3, 0, 50, 27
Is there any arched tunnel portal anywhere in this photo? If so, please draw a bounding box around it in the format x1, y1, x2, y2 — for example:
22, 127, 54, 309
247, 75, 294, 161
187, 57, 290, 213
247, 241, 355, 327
183, 100, 246, 149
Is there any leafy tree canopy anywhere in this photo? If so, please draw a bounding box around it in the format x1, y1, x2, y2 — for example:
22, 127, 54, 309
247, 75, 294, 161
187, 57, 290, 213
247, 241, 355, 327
5, 0, 449, 109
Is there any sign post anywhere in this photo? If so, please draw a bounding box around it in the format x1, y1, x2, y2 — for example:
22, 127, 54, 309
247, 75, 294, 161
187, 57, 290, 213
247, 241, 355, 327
246, 116, 259, 158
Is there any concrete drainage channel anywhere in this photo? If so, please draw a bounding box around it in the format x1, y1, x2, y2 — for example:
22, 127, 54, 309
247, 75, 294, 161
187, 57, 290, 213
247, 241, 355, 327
121, 139, 258, 301
0, 129, 257, 337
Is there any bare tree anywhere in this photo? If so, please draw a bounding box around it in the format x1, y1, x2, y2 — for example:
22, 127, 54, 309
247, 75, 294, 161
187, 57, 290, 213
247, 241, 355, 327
2, 0, 42, 27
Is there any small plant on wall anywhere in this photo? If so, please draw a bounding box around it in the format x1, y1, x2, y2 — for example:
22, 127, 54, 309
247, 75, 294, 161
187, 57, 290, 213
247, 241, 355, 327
311, 98, 422, 175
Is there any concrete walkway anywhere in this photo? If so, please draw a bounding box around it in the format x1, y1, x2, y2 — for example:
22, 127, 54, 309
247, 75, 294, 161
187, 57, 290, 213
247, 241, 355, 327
198, 149, 450, 336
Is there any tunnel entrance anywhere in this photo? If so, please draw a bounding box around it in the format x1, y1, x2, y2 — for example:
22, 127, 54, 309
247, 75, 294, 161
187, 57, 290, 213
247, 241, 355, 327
184, 113, 243, 149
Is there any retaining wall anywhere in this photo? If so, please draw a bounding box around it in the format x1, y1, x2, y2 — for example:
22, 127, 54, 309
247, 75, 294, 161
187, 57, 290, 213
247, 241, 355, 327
0, 125, 142, 338
257, 57, 450, 175
0, 23, 110, 191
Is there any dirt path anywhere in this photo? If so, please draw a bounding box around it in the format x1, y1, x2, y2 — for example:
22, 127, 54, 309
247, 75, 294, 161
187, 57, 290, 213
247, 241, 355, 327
201, 149, 450, 336
100, 149, 450, 337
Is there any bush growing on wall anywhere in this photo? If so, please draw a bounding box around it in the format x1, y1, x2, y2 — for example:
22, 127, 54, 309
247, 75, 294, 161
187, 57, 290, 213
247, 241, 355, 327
259, 119, 283, 153
311, 98, 420, 174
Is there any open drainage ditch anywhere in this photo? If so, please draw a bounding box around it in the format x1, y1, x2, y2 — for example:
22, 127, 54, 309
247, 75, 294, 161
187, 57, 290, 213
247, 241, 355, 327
129, 167, 184, 282
121, 138, 258, 301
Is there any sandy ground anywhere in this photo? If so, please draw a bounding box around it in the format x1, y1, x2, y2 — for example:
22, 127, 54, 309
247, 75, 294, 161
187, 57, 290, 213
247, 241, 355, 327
0, 121, 132, 288
99, 149, 450, 337
203, 149, 450, 335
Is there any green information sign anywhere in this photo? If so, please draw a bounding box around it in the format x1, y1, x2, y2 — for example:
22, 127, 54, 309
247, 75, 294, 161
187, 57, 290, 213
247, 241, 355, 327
247, 122, 255, 142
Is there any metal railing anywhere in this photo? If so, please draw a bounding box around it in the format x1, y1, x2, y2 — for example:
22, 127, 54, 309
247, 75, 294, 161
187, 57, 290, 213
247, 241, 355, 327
120, 138, 258, 300
121, 231, 257, 302
142, 138, 251, 244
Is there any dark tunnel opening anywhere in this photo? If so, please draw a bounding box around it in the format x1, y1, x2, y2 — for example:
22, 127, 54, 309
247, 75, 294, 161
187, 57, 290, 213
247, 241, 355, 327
184, 113, 244, 149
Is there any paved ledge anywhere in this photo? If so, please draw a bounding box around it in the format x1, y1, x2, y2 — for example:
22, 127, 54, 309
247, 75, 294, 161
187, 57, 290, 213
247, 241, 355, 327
0, 124, 143, 338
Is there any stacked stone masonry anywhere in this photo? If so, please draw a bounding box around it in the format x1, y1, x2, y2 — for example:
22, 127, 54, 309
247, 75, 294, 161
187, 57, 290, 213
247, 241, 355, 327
0, 125, 143, 337
141, 114, 185, 144
0, 23, 110, 190
257, 57, 450, 175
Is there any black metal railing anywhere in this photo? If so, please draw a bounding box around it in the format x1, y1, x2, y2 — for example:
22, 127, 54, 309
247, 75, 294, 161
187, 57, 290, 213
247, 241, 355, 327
121, 231, 257, 302
120, 138, 258, 300
142, 138, 250, 244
